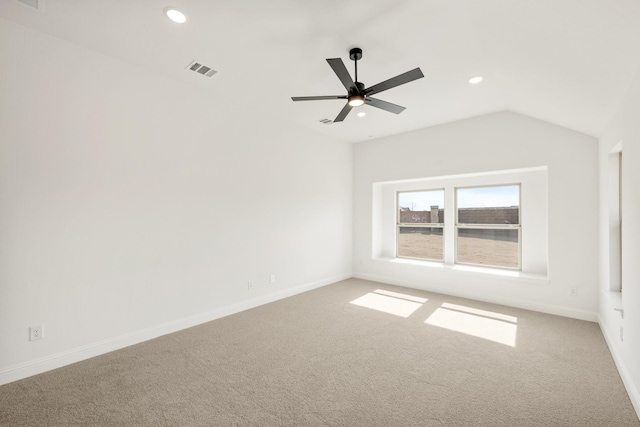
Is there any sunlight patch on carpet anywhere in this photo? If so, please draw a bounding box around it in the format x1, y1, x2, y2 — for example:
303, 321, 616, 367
350, 289, 426, 318
441, 303, 518, 323
425, 304, 518, 347
373, 289, 428, 303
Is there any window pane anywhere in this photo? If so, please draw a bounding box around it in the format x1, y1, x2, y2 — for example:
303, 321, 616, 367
398, 190, 444, 224
457, 228, 519, 268
398, 226, 443, 261
457, 185, 519, 225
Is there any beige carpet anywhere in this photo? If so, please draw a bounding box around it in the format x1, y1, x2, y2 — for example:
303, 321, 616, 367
1, 278, 638, 426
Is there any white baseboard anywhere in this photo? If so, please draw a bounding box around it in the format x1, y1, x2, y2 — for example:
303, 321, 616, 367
353, 272, 598, 322
0, 273, 351, 386
599, 317, 640, 421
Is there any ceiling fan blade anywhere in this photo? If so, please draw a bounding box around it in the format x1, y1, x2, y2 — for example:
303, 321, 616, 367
291, 95, 347, 101
365, 97, 406, 114
364, 68, 424, 96
333, 102, 353, 122
327, 58, 356, 91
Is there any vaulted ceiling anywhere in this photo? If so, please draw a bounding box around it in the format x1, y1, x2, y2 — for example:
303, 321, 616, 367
2, 0, 640, 143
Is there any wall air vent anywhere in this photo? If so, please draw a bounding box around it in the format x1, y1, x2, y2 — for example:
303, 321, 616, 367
318, 118, 333, 125
186, 60, 217, 78
15, 0, 44, 10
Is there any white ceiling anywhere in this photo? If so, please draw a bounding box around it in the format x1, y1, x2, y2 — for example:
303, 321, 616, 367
3, 0, 640, 143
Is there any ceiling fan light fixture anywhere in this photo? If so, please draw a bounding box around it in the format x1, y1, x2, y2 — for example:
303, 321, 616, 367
164, 7, 188, 23
348, 95, 365, 107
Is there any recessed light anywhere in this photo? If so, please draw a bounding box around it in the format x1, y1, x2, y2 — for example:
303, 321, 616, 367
164, 7, 187, 23
469, 76, 483, 84
357, 112, 366, 117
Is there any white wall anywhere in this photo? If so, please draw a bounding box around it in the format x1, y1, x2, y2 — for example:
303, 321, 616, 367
598, 65, 640, 416
353, 111, 599, 320
0, 19, 352, 383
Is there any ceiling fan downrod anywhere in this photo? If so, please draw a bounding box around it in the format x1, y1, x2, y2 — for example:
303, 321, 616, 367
350, 47, 363, 87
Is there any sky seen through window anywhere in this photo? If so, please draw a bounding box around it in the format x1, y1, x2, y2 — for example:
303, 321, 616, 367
399, 186, 519, 211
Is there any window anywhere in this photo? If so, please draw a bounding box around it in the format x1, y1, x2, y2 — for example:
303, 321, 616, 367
397, 190, 444, 261
608, 147, 622, 292
377, 167, 547, 277
455, 185, 520, 269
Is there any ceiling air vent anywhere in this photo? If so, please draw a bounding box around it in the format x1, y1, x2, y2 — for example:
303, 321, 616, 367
318, 118, 333, 125
15, 0, 44, 10
186, 60, 217, 78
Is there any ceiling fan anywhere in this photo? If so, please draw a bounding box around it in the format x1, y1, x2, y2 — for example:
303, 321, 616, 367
291, 47, 424, 122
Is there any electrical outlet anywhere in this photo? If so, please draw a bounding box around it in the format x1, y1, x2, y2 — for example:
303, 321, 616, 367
569, 287, 578, 297
270, 275, 275, 284
29, 325, 43, 341
247, 281, 253, 290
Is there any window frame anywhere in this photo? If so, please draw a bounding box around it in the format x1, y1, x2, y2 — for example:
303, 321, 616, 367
454, 184, 522, 271
396, 188, 445, 262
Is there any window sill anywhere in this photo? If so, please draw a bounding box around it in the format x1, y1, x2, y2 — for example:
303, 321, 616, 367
373, 256, 549, 286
